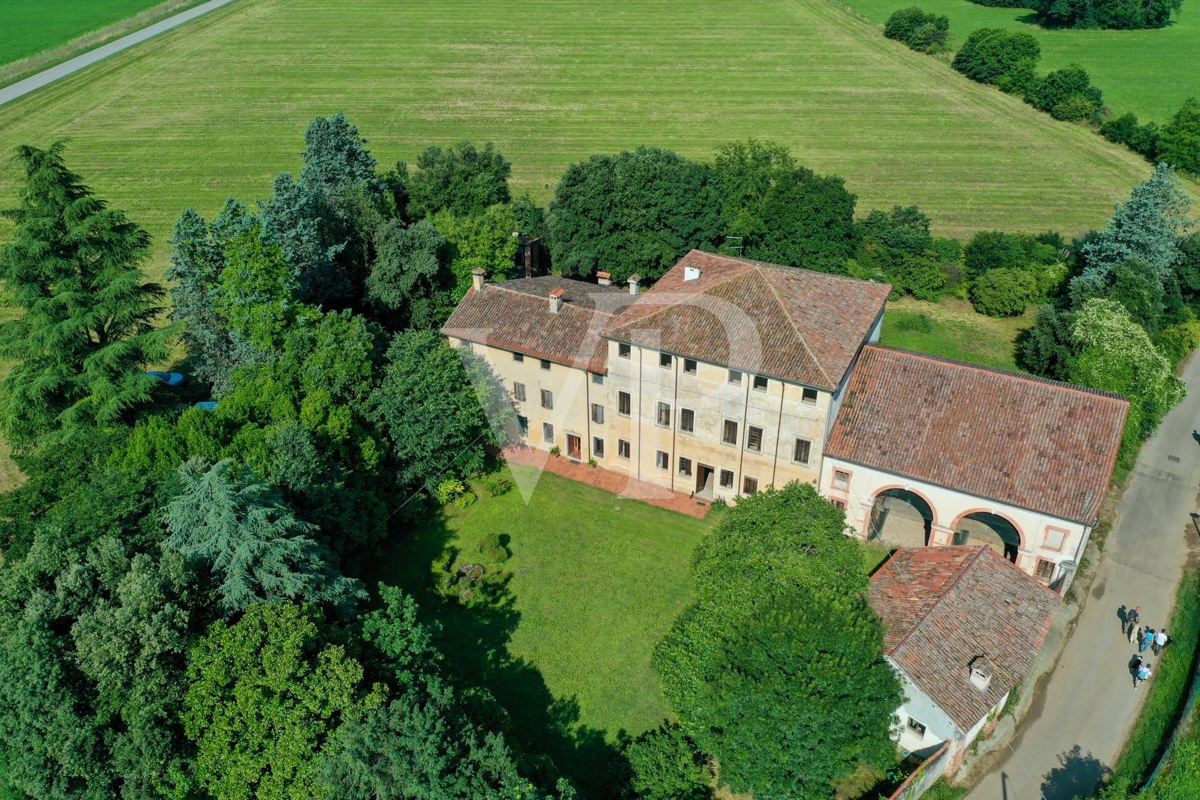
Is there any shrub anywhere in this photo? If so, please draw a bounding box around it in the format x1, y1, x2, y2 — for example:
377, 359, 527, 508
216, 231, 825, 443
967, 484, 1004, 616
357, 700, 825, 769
549, 445, 561, 457
964, 230, 1027, 278
477, 532, 511, 564
624, 723, 712, 800
1029, 0, 1183, 29
482, 475, 512, 497
884, 7, 951, 53
452, 491, 477, 509
1158, 97, 1200, 174
891, 253, 947, 300
1025, 65, 1102, 122
1154, 320, 1200, 366
895, 312, 935, 333
952, 29, 1040, 90
971, 268, 1038, 316
435, 477, 467, 505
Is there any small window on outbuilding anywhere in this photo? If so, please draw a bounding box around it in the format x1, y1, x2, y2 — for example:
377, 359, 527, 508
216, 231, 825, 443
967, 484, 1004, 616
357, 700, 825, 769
802, 387, 818, 405
753, 375, 769, 392
659, 352, 672, 369
513, 352, 524, 363
618, 343, 631, 359
906, 717, 927, 737
728, 369, 742, 385
683, 358, 697, 374
540, 359, 552, 371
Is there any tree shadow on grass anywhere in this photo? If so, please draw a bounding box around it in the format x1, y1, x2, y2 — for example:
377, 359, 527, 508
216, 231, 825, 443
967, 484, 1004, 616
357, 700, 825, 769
374, 509, 630, 798
1040, 745, 1111, 800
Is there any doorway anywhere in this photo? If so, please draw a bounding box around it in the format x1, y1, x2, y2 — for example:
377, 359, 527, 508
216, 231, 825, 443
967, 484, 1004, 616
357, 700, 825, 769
695, 464, 715, 499
566, 434, 582, 460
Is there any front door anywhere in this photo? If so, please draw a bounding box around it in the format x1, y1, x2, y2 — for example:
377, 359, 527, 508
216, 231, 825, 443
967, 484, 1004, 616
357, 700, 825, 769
696, 464, 715, 499
566, 434, 582, 460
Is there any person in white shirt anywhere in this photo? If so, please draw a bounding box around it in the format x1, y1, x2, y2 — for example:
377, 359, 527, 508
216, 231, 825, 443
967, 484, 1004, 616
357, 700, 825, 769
1153, 628, 1169, 655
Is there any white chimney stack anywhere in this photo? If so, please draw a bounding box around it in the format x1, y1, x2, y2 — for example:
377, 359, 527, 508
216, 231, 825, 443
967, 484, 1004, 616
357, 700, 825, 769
597, 271, 612, 287
967, 656, 993, 692
628, 274, 641, 296
549, 287, 564, 314
471, 268, 485, 292
684, 265, 702, 282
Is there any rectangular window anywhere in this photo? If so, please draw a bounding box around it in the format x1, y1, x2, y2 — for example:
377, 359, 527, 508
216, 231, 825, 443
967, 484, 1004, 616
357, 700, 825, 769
742, 476, 759, 494
728, 369, 742, 385
833, 469, 850, 490
542, 423, 554, 443
753, 375, 769, 392
802, 387, 818, 405
592, 373, 604, 385
592, 437, 605, 459
679, 408, 695, 433
683, 358, 697, 375
618, 439, 631, 459
719, 469, 734, 489
1035, 558, 1056, 583
656, 402, 671, 428
832, 499, 846, 510
512, 352, 524, 363
746, 426, 763, 452
516, 415, 529, 436
540, 389, 553, 410
679, 457, 693, 477
1044, 527, 1067, 552
656, 451, 669, 470
659, 352, 672, 369
618, 342, 631, 359
722, 419, 738, 445
793, 438, 812, 465
513, 382, 526, 402
907, 717, 927, 737
618, 391, 631, 416
540, 359, 552, 371
591, 403, 605, 424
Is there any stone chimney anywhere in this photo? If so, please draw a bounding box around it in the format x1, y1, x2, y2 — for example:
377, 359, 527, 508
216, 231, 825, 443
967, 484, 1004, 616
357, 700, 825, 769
549, 287, 565, 314
597, 271, 612, 287
471, 268, 486, 292
967, 655, 993, 692
627, 274, 641, 296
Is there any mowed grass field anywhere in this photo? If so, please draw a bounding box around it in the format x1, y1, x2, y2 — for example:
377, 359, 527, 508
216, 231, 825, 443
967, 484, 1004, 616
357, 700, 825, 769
0, 0, 174, 66
843, 0, 1200, 123
0, 0, 1170, 282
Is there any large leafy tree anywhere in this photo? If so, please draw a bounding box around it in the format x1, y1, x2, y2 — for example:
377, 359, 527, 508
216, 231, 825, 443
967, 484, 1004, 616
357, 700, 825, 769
183, 602, 385, 800
431, 204, 519, 299
404, 140, 512, 219
366, 219, 453, 330
164, 458, 363, 614
0, 143, 175, 446
300, 111, 378, 198
654, 483, 900, 798
548, 147, 722, 282
1158, 97, 1200, 174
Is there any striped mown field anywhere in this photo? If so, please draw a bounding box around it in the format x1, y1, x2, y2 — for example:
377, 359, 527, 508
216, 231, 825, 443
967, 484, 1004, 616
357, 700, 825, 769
0, 0, 1173, 281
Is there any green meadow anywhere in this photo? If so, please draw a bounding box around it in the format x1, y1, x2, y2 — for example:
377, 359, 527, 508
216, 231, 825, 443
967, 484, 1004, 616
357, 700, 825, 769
0, 0, 175, 66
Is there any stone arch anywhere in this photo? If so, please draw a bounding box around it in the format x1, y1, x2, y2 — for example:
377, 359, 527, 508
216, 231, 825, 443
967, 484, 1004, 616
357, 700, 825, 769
866, 485, 940, 547
950, 508, 1025, 562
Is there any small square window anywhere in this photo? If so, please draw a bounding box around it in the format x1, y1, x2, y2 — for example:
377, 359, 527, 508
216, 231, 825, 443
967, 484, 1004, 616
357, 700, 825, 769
753, 375, 769, 392
746, 426, 763, 452
683, 358, 697, 374
728, 369, 742, 385
719, 469, 734, 489
659, 352, 672, 368
516, 415, 529, 436
1044, 527, 1067, 551
833, 469, 850, 490
591, 403, 605, 424
540, 389, 554, 410
512, 352, 524, 363
802, 387, 818, 405
656, 402, 671, 428
540, 359, 552, 371
742, 476, 759, 494
793, 438, 811, 465
1035, 558, 1056, 583
679, 457, 693, 477
618, 439, 631, 459
722, 419, 738, 446
513, 382, 526, 402
907, 717, 927, 737
618, 391, 631, 416
542, 423, 554, 443
656, 451, 669, 470
832, 499, 846, 510
592, 437, 605, 459
592, 373, 604, 385
618, 342, 631, 359
680, 408, 695, 433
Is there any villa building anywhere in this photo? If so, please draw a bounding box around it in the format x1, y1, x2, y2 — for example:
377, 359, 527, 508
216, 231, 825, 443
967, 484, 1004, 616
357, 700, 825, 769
442, 250, 1128, 591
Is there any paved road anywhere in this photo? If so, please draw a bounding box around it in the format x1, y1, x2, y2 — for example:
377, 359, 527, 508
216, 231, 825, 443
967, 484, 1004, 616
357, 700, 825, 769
0, 0, 240, 107
967, 355, 1200, 800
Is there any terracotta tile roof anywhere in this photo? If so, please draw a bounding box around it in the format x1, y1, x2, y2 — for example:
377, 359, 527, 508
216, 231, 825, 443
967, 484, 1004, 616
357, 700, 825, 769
441, 277, 633, 373
602, 251, 892, 390
827, 346, 1129, 525
870, 546, 1060, 731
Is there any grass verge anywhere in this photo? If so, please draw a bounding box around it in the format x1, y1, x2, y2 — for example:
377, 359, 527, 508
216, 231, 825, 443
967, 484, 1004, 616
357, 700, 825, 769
880, 297, 1036, 372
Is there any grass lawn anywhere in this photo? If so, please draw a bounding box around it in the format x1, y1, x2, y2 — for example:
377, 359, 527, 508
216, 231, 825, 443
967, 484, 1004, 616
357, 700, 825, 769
0, 0, 179, 67
0, 0, 1167, 283
880, 296, 1037, 372
841, 0, 1200, 123
369, 465, 718, 793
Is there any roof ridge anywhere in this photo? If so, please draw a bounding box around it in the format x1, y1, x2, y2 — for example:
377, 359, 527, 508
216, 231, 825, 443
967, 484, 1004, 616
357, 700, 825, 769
689, 250, 895, 290
866, 345, 1129, 403
760, 267, 834, 387
885, 546, 987, 656
485, 282, 620, 317
606, 262, 756, 333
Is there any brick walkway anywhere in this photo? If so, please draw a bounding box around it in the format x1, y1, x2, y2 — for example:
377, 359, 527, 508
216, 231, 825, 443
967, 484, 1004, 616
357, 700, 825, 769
501, 445, 713, 518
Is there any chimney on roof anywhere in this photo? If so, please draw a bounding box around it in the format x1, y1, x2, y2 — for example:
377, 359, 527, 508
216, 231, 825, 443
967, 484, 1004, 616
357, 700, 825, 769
471, 268, 486, 292
684, 265, 702, 282
597, 271, 612, 287
628, 274, 641, 296
967, 655, 993, 692
549, 287, 565, 314
520, 236, 540, 278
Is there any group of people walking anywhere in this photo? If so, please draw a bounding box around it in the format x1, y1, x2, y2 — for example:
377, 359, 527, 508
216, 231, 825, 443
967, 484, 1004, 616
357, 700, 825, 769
1125, 605, 1173, 689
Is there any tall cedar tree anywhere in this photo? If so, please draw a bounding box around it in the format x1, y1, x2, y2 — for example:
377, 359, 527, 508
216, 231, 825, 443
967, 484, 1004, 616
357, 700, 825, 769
0, 143, 174, 446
